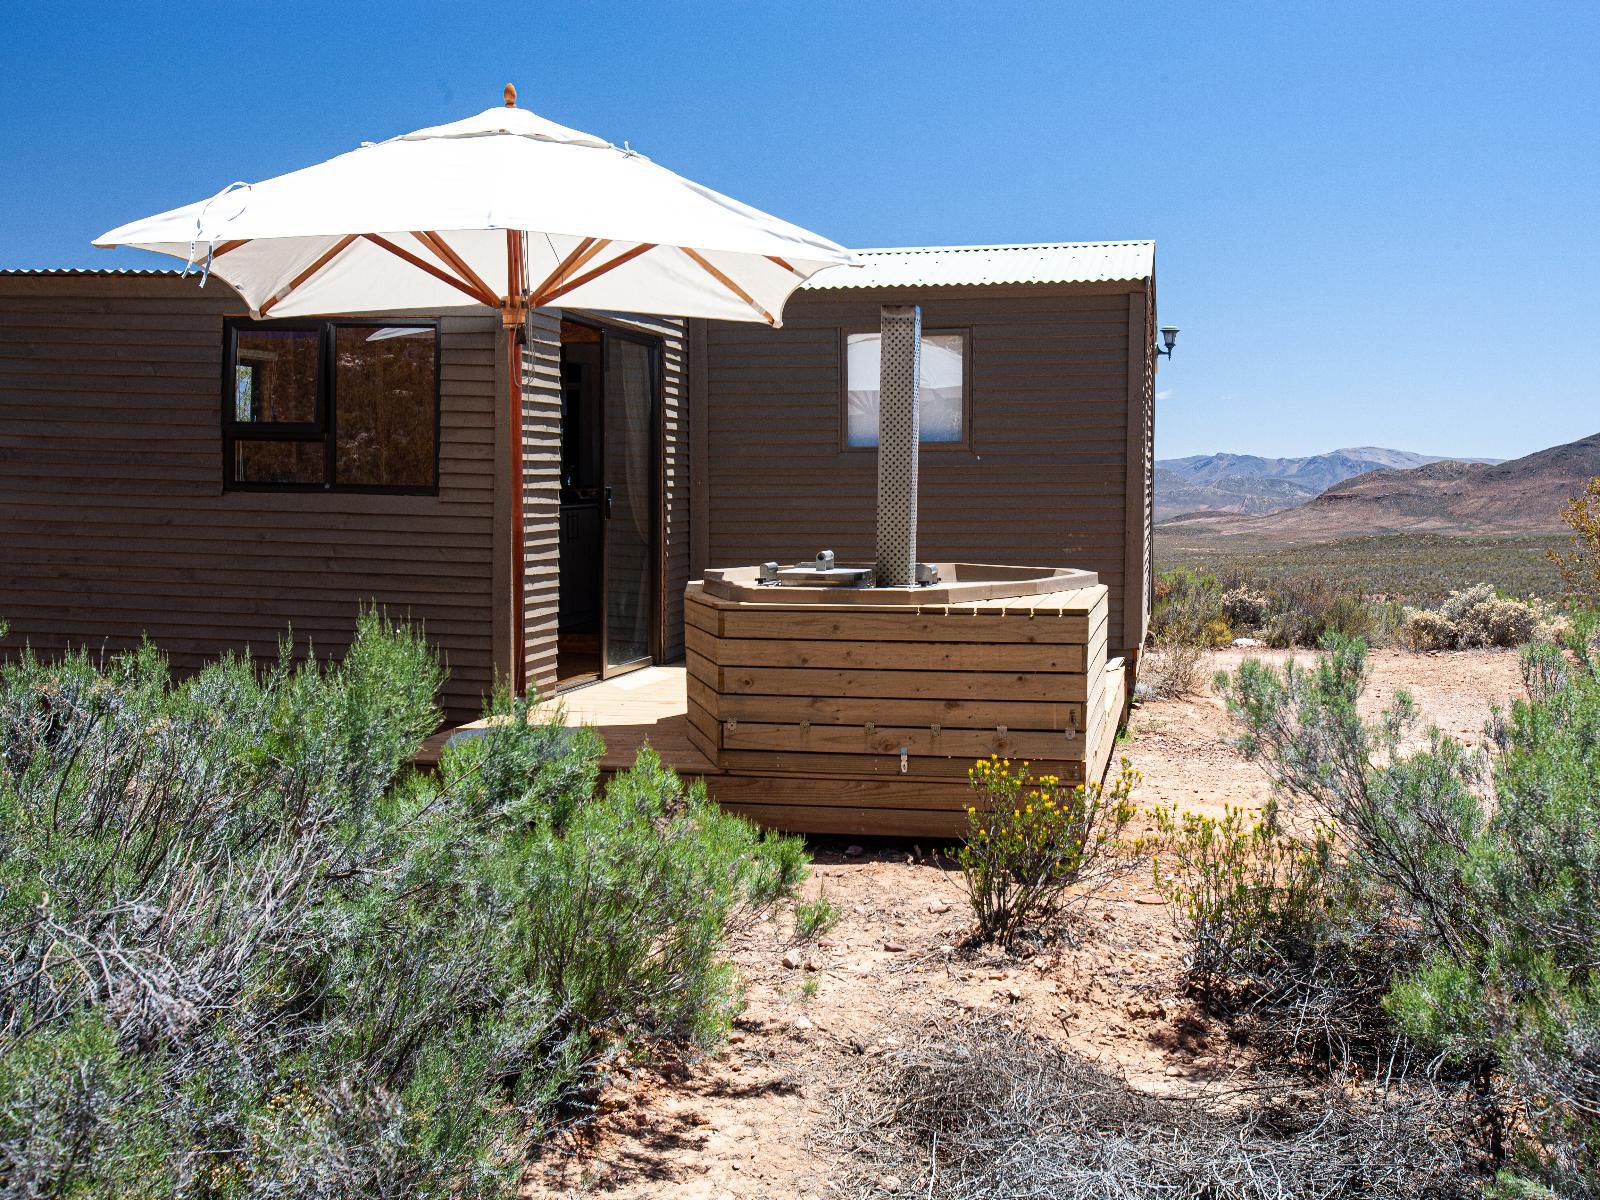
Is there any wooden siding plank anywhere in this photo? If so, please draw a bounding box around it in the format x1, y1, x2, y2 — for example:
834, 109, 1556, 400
686, 624, 1086, 672
685, 675, 1086, 731
723, 722, 1085, 759
715, 666, 1091, 703
716, 749, 1085, 781
705, 608, 1092, 643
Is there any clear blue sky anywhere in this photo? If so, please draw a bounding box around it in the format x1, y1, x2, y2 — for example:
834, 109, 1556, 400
2, 1, 1595, 460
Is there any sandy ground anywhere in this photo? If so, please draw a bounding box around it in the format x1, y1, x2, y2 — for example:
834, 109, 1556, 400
524, 648, 1526, 1199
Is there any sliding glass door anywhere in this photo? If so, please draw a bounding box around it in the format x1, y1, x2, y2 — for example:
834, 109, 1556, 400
600, 331, 658, 676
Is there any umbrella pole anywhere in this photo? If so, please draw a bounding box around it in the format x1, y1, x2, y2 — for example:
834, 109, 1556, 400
506, 228, 529, 696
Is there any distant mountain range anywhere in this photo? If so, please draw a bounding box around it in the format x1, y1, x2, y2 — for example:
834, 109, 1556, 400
1156, 447, 1504, 521
1158, 432, 1600, 544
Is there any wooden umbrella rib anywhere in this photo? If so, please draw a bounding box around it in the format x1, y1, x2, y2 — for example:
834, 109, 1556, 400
767, 254, 805, 277
211, 239, 249, 259
259, 234, 358, 316
537, 242, 657, 305
529, 237, 608, 305
362, 234, 498, 305
506, 229, 524, 306
684, 247, 776, 325
416, 232, 498, 305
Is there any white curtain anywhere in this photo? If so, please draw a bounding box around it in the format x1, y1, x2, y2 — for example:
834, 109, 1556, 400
845, 332, 965, 447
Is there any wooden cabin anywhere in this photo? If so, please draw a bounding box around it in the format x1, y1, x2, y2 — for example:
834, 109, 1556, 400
0, 243, 1160, 833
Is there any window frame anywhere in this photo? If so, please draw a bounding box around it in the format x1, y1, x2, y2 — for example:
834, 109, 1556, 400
837, 325, 974, 453
221, 316, 442, 495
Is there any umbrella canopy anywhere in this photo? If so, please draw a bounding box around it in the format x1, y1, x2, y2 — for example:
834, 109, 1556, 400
94, 86, 858, 694
95, 87, 857, 325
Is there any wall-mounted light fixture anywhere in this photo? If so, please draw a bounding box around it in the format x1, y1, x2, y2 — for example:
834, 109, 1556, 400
1157, 326, 1180, 359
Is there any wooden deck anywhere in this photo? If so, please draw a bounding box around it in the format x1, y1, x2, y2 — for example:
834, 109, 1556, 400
417, 657, 1128, 839
417, 666, 718, 777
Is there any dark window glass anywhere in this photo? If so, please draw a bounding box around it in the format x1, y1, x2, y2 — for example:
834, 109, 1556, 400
334, 326, 437, 487
233, 439, 324, 485
234, 329, 318, 423
223, 320, 438, 492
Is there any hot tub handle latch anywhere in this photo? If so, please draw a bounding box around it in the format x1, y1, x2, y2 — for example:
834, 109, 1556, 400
899, 746, 909, 774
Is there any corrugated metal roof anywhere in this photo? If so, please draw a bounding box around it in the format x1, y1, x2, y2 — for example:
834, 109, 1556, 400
3, 242, 1156, 289
801, 241, 1154, 290
0, 267, 184, 276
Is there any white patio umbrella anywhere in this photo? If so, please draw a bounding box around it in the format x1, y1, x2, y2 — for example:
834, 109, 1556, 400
95, 85, 856, 324
95, 85, 858, 692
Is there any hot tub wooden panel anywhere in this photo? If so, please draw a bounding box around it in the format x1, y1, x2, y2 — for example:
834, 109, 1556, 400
684, 579, 1125, 834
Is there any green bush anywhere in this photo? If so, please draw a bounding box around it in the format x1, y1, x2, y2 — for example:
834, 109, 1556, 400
0, 614, 804, 1197
1146, 800, 1333, 996
792, 888, 841, 941
957, 755, 1138, 944
1218, 629, 1600, 1193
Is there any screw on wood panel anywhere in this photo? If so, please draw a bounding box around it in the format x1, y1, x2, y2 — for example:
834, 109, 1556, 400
800, 720, 810, 734
726, 719, 738, 733
865, 721, 876, 737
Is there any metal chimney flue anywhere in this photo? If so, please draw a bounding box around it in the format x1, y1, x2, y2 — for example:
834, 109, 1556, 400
875, 304, 921, 586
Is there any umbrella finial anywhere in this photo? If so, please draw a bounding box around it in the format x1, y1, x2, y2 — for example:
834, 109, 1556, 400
503, 83, 517, 108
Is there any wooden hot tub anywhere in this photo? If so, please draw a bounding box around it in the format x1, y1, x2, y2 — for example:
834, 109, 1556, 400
684, 564, 1126, 837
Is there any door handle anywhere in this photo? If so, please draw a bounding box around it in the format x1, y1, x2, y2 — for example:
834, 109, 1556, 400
603, 487, 613, 519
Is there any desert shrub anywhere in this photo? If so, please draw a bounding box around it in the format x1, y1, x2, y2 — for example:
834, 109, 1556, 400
956, 755, 1138, 943
1146, 790, 1422, 1068
1442, 582, 1502, 647
1151, 567, 1229, 644
1484, 596, 1539, 646
1405, 607, 1461, 650
1146, 569, 1231, 696
791, 888, 841, 941
1253, 574, 1390, 649
1439, 581, 1498, 625
1549, 475, 1600, 607
1433, 582, 1542, 649
828, 1014, 1483, 1199
1221, 585, 1271, 631
1141, 634, 1209, 697
1218, 630, 1600, 1193
0, 615, 804, 1197
1147, 800, 1333, 995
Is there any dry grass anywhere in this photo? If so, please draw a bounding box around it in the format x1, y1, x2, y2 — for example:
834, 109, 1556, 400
824, 1014, 1483, 1199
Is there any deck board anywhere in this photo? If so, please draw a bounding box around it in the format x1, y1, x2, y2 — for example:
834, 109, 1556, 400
416, 666, 720, 777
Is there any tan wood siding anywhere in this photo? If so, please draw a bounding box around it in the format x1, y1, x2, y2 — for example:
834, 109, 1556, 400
0, 275, 499, 722
697, 285, 1149, 656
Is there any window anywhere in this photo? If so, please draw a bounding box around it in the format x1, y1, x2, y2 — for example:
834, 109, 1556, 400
224, 319, 439, 491
844, 329, 969, 449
